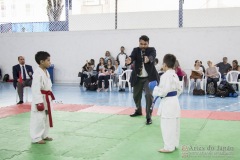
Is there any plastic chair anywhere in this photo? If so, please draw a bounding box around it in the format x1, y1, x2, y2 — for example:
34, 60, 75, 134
226, 71, 240, 92
188, 74, 204, 94
204, 72, 221, 93
179, 75, 185, 92
108, 75, 114, 91
118, 69, 132, 92
16, 86, 30, 103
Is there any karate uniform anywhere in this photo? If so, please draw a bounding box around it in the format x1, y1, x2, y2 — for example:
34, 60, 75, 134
153, 69, 182, 151
30, 67, 53, 143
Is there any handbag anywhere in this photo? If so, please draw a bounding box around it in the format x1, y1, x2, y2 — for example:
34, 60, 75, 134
190, 71, 202, 79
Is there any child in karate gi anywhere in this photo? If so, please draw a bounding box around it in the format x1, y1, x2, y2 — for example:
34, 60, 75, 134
30, 51, 55, 144
150, 54, 182, 152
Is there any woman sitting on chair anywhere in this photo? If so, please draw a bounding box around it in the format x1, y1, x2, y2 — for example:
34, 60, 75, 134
190, 60, 203, 92
231, 60, 240, 91
113, 60, 122, 88
97, 59, 115, 92
175, 60, 186, 81
205, 61, 219, 93
80, 61, 93, 86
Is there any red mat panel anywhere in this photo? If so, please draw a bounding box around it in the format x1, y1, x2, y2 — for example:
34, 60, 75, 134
0, 103, 31, 118
53, 104, 93, 112
209, 111, 240, 121
181, 110, 212, 119
1, 103, 240, 121
117, 108, 158, 116
80, 105, 128, 114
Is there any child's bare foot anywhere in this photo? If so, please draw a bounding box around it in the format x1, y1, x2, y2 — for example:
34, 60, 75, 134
37, 140, 46, 144
43, 137, 53, 141
158, 148, 174, 153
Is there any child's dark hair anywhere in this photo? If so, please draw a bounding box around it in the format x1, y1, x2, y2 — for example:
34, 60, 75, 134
35, 51, 50, 65
163, 54, 176, 68
155, 58, 159, 64
139, 35, 149, 42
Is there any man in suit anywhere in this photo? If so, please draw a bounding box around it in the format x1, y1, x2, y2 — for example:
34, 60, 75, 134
13, 56, 33, 104
126, 35, 159, 125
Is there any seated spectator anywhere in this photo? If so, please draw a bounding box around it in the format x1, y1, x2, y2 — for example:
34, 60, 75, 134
175, 60, 186, 81
216, 57, 232, 80
205, 61, 219, 93
80, 61, 93, 86
113, 60, 123, 88
154, 58, 161, 73
104, 51, 115, 65
190, 60, 203, 92
12, 56, 33, 104
97, 59, 115, 92
231, 60, 240, 91
200, 61, 206, 74
96, 57, 105, 79
90, 59, 95, 70
232, 60, 240, 71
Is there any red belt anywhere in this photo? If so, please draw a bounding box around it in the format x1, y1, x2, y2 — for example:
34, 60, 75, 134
41, 90, 55, 127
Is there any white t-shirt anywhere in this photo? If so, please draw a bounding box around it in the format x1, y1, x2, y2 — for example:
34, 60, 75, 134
192, 67, 203, 72
118, 53, 127, 68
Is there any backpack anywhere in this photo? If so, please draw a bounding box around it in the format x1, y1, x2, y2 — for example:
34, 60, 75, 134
84, 76, 98, 91
218, 81, 235, 93
215, 89, 229, 98
3, 74, 9, 82
207, 82, 215, 95
193, 89, 205, 95
216, 81, 236, 98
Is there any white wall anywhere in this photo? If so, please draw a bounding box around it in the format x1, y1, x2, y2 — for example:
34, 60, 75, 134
184, 8, 240, 27
69, 8, 240, 31
0, 27, 240, 83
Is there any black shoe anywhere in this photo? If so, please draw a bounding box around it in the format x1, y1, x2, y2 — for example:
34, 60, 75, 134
146, 118, 152, 125
17, 101, 24, 105
130, 112, 142, 117
119, 88, 125, 92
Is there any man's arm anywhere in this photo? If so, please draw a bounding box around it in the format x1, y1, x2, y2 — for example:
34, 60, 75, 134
126, 48, 137, 65
12, 65, 18, 81
147, 47, 156, 63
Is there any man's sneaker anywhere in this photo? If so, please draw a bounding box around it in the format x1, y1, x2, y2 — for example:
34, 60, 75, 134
119, 88, 125, 92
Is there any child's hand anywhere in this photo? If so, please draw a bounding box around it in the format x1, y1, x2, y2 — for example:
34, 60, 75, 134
36, 103, 44, 111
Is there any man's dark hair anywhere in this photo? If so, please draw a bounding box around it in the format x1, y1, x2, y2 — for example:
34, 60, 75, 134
35, 51, 50, 65
163, 54, 176, 68
139, 35, 149, 42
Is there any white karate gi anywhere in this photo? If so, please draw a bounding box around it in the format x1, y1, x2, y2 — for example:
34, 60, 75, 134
153, 69, 182, 151
30, 67, 53, 143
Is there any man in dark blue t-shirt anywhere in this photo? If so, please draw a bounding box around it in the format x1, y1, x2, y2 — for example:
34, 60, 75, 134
216, 57, 232, 80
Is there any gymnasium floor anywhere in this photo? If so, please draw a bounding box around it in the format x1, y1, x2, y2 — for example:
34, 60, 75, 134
0, 82, 240, 160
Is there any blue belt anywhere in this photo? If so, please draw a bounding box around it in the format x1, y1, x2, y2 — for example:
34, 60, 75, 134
165, 91, 177, 97
151, 91, 178, 110
152, 91, 177, 104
